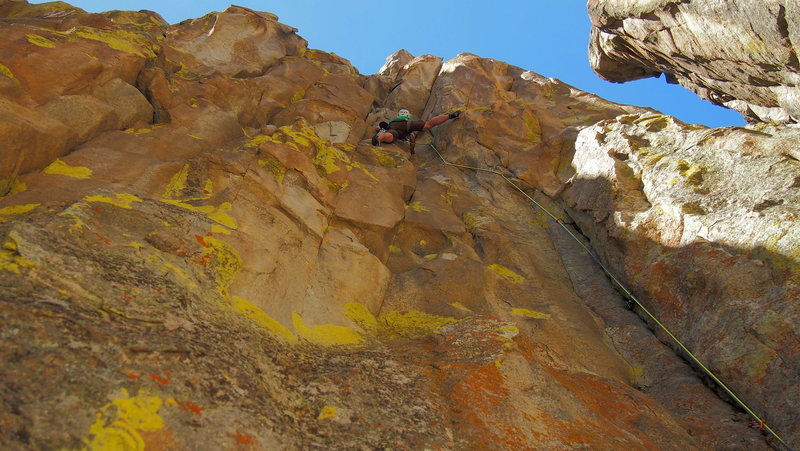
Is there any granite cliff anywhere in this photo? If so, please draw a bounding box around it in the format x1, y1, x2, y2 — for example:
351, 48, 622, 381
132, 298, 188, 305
0, 0, 797, 449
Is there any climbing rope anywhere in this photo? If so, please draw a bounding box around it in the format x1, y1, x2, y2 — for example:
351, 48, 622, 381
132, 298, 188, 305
424, 138, 794, 451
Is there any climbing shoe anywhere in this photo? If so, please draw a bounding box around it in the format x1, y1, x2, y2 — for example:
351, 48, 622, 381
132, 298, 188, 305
372, 135, 380, 146
449, 110, 462, 119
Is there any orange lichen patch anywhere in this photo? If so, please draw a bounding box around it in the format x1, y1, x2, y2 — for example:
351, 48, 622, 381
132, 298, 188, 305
234, 430, 255, 444
433, 362, 531, 450
542, 367, 668, 448
195, 234, 209, 247
149, 374, 169, 385
179, 401, 204, 416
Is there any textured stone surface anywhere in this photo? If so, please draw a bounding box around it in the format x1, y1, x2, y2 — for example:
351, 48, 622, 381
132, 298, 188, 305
588, 0, 800, 123
0, 1, 787, 449
559, 113, 800, 447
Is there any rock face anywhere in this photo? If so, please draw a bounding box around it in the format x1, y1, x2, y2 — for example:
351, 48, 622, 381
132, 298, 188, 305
558, 114, 800, 447
0, 1, 795, 450
588, 0, 800, 124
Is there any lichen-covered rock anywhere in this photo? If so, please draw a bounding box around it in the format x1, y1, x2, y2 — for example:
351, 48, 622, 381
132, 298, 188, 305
587, 0, 800, 123
560, 113, 800, 446
0, 1, 782, 449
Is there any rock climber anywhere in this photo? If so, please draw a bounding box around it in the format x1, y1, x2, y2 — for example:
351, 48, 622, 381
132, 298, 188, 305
371, 108, 461, 155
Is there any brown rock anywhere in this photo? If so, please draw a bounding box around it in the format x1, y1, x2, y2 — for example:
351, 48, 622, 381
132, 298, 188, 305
0, 97, 73, 177
587, 0, 800, 123
163, 5, 306, 77
383, 54, 443, 118
0, 3, 781, 450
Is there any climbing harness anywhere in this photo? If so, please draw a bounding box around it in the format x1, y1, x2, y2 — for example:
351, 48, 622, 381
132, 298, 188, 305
424, 136, 795, 451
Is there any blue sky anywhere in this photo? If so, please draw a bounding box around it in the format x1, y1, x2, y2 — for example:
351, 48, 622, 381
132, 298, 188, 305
42, 1, 745, 128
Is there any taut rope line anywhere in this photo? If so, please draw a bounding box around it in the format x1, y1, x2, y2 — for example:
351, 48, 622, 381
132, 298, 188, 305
424, 137, 793, 451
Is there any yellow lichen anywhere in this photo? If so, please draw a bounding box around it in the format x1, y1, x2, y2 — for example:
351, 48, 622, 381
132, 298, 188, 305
0, 178, 26, 197
231, 296, 297, 342
511, 308, 551, 320
258, 158, 286, 183
498, 325, 520, 339
162, 164, 189, 200
244, 135, 278, 148
202, 236, 241, 298
85, 194, 141, 209
313, 145, 346, 175
630, 365, 645, 383
0, 204, 40, 221
406, 201, 429, 212
449, 302, 472, 312
42, 159, 93, 179
0, 238, 35, 274
210, 225, 231, 235
0, 63, 17, 82
70, 27, 156, 58
371, 147, 401, 168
676, 160, 707, 186
488, 264, 525, 283
388, 244, 401, 253
26, 33, 57, 48
162, 200, 237, 230
292, 312, 364, 346
344, 302, 378, 335
377, 310, 457, 340
123, 128, 152, 135
80, 389, 164, 451
290, 90, 305, 103
318, 406, 337, 420
462, 212, 491, 231
9, 1, 81, 18
344, 302, 458, 341
162, 263, 189, 280
207, 203, 236, 229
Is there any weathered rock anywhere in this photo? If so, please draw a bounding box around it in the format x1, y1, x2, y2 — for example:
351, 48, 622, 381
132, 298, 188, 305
422, 52, 650, 195
588, 0, 800, 123
163, 6, 306, 77
0, 97, 74, 178
559, 113, 800, 446
378, 48, 414, 78
383, 54, 443, 118
0, 1, 787, 449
